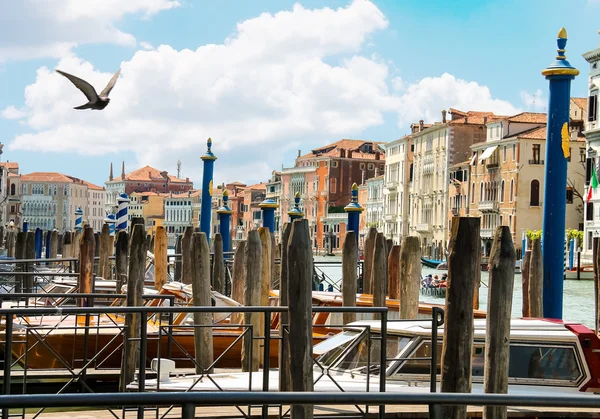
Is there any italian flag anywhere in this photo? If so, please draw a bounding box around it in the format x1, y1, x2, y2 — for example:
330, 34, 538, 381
588, 163, 598, 202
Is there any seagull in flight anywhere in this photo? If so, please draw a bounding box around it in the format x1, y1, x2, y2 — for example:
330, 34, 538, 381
56, 68, 121, 110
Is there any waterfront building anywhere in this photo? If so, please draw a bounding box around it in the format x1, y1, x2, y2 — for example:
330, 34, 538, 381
21, 172, 95, 232
1, 162, 21, 227
129, 191, 167, 235
409, 110, 498, 256
583, 37, 600, 259
265, 171, 282, 240
241, 183, 267, 233
105, 163, 193, 212
364, 175, 384, 235
281, 140, 385, 253
163, 190, 201, 245
83, 181, 107, 232
469, 109, 585, 257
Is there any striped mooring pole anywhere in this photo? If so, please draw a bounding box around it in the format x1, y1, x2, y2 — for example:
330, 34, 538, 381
541, 27, 578, 319
200, 138, 216, 242
116, 193, 130, 233
74, 208, 83, 233
104, 213, 116, 236
217, 189, 233, 254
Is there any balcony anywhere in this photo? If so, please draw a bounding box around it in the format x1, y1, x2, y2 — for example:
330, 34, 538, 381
415, 223, 430, 233
481, 228, 495, 239
385, 181, 398, 191
478, 200, 499, 212
384, 213, 397, 222
528, 159, 545, 165
486, 162, 500, 169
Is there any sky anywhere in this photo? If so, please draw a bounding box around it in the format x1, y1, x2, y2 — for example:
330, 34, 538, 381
1, 0, 599, 187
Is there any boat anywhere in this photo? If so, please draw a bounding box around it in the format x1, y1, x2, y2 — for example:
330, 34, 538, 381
421, 257, 444, 268
565, 266, 594, 280
135, 318, 600, 397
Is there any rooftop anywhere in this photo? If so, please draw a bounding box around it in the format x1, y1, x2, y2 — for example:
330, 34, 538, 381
507, 112, 547, 124
22, 172, 81, 183
112, 165, 191, 183
571, 97, 587, 110
299, 139, 385, 160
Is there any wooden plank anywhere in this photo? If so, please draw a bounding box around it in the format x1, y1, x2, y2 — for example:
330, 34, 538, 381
119, 224, 145, 392
242, 230, 261, 372
287, 219, 314, 419
441, 216, 479, 419
529, 238, 543, 318
399, 236, 421, 319
49, 230, 58, 261
72, 231, 81, 260
154, 226, 168, 291
484, 226, 516, 419
230, 240, 246, 325
342, 231, 358, 325
191, 232, 214, 374
212, 233, 225, 294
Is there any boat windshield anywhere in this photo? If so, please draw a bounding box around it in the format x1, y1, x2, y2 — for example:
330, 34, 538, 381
321, 331, 412, 375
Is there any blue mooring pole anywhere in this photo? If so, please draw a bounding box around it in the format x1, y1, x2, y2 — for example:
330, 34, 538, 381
34, 228, 42, 259
288, 192, 304, 222
541, 27, 579, 319
259, 198, 278, 233
344, 183, 363, 247
217, 189, 233, 254
200, 138, 216, 242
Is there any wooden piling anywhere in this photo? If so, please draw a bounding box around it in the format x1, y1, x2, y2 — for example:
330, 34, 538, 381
174, 235, 182, 282
230, 240, 246, 325
363, 227, 377, 293
62, 232, 72, 259
241, 230, 262, 372
115, 230, 128, 293
287, 219, 314, 419
483, 227, 515, 419
72, 231, 81, 259
94, 232, 100, 258
49, 230, 58, 260
270, 233, 277, 289
440, 217, 479, 419
15, 232, 26, 293
521, 250, 532, 318
258, 228, 271, 307
6, 230, 15, 258
25, 232, 35, 293
595, 238, 600, 335
529, 238, 543, 318
372, 233, 386, 318
98, 224, 111, 279
181, 226, 193, 285
279, 223, 292, 391
78, 227, 95, 304
399, 236, 421, 319
342, 231, 358, 325
387, 245, 401, 300
154, 226, 168, 291
0, 226, 4, 249
56, 233, 63, 257
191, 232, 214, 374
212, 233, 225, 294
119, 224, 145, 392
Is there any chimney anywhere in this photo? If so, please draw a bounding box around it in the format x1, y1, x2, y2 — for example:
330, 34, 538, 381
121, 161, 125, 179
109, 163, 113, 181
483, 116, 488, 126
186, 177, 189, 182
298, 150, 301, 158
419, 120, 424, 132
442, 110, 447, 124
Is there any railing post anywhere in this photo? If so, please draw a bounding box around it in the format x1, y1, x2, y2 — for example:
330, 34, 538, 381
430, 306, 444, 419
2, 312, 12, 419
181, 403, 195, 419
137, 312, 147, 419
262, 310, 271, 419
378, 309, 387, 419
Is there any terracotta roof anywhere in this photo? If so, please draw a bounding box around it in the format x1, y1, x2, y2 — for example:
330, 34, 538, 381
300, 139, 386, 160
507, 112, 547, 124
82, 181, 104, 191
572, 97, 587, 110
516, 126, 547, 140
113, 165, 191, 183
22, 172, 77, 183
245, 183, 267, 190
448, 111, 498, 126
0, 162, 18, 169
131, 191, 168, 197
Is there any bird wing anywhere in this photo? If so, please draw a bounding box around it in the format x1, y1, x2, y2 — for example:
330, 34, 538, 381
56, 69, 98, 102
99, 69, 121, 98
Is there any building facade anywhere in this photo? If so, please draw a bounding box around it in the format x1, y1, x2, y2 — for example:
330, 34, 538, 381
265, 171, 282, 240
365, 175, 384, 233
84, 182, 107, 232
129, 191, 167, 235
1, 162, 21, 228
163, 190, 201, 246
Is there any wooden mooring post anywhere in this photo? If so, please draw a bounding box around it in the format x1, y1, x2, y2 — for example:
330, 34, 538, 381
174, 234, 182, 282
362, 227, 377, 293
529, 238, 543, 318
25, 231, 35, 293
78, 227, 95, 306
342, 231, 357, 325
242, 230, 261, 372
522, 249, 532, 317
372, 233, 386, 318
72, 231, 81, 260
6, 230, 15, 258
62, 232, 72, 259
15, 232, 26, 293
440, 217, 478, 419
399, 236, 421, 319
49, 230, 58, 261
388, 244, 400, 300
212, 233, 225, 294
287, 219, 314, 419
483, 226, 515, 419
191, 232, 214, 374
119, 224, 145, 392
181, 226, 193, 285
279, 223, 292, 391
258, 227, 272, 364
98, 224, 111, 280
230, 240, 246, 325
154, 226, 168, 291
115, 230, 128, 293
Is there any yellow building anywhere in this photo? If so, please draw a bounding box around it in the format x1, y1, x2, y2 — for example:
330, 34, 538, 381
129, 191, 167, 235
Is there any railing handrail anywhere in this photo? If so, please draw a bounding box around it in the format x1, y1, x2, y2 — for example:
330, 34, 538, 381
0, 391, 597, 409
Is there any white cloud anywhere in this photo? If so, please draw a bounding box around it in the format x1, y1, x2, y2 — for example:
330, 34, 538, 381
520, 89, 548, 112
1, 106, 26, 120
139, 42, 155, 51
0, 0, 179, 62
4, 1, 519, 185
396, 73, 520, 126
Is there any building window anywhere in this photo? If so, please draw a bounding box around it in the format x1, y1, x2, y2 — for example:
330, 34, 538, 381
587, 203, 594, 221
330, 178, 337, 194
471, 183, 475, 204
510, 179, 514, 202
368, 163, 374, 170
10, 183, 15, 196
530, 179, 540, 206
531, 144, 541, 164
360, 163, 365, 170
503, 146, 507, 162
580, 148, 586, 163
332, 161, 338, 168
588, 93, 597, 122
480, 182, 483, 201
500, 180, 505, 202
566, 187, 574, 204
512, 144, 516, 161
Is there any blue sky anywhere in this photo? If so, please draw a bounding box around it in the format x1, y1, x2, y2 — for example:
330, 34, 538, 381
0, 0, 598, 187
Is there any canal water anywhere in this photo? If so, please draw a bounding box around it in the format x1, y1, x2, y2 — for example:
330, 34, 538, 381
314, 256, 596, 328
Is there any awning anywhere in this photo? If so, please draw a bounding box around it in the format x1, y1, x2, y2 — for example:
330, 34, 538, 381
469, 153, 477, 165
478, 145, 498, 161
